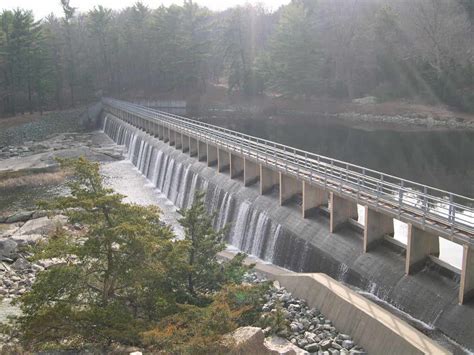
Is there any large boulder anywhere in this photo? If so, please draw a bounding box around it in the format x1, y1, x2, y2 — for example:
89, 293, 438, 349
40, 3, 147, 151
221, 327, 309, 355
4, 211, 34, 223
11, 234, 44, 246
221, 327, 273, 355
14, 215, 67, 236
0, 239, 18, 261
0, 224, 19, 238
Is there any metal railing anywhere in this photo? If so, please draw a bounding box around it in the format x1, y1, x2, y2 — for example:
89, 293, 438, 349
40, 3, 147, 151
102, 98, 474, 244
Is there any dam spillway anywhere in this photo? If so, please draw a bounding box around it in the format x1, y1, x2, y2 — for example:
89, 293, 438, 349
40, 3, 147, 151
101, 102, 474, 350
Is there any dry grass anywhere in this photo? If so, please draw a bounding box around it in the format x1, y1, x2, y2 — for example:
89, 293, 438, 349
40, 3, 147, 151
0, 170, 70, 189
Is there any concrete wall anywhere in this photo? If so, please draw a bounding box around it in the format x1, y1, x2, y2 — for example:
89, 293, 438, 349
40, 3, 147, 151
219, 251, 450, 355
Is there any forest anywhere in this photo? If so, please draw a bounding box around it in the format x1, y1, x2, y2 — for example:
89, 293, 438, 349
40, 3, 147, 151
0, 0, 473, 116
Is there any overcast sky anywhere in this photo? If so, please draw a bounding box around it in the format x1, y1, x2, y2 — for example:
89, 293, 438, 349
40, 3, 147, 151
1, 0, 290, 19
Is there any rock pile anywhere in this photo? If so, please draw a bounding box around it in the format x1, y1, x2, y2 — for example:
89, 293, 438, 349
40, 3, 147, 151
245, 274, 367, 355
0, 212, 69, 298
0, 258, 41, 298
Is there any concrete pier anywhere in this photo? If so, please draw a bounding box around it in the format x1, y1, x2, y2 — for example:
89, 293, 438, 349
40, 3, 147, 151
302, 182, 328, 218
175, 132, 182, 149
230, 154, 244, 179
244, 159, 259, 186
151, 122, 158, 137
405, 225, 440, 275
218, 149, 230, 172
198, 140, 207, 161
260, 165, 279, 195
163, 126, 169, 142
364, 207, 394, 252
158, 124, 164, 140
169, 129, 176, 146
207, 144, 218, 167
280, 172, 302, 206
189, 137, 197, 157
182, 134, 189, 152
460, 245, 474, 304
330, 192, 358, 233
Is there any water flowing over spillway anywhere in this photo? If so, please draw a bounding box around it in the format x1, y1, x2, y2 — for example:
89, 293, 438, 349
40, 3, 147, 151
102, 113, 474, 352
103, 115, 284, 263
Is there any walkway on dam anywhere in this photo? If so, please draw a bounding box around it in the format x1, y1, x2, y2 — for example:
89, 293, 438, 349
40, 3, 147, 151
102, 98, 474, 305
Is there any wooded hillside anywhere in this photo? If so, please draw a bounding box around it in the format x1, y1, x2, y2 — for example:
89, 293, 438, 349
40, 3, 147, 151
1, 0, 473, 116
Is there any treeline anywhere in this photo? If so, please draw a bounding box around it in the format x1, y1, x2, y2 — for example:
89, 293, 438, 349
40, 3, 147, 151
1, 0, 473, 116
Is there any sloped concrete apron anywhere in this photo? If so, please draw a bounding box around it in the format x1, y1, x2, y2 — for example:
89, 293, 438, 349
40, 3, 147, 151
219, 251, 450, 355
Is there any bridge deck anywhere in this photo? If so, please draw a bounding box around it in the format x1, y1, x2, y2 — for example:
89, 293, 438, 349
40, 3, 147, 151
102, 98, 474, 247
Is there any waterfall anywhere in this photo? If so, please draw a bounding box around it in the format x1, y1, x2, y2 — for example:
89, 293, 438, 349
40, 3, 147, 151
177, 166, 191, 209
264, 225, 281, 262
103, 114, 285, 264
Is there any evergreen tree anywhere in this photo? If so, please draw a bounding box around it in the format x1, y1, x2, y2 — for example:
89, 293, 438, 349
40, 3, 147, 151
267, 2, 323, 98
12, 158, 180, 348
178, 192, 250, 301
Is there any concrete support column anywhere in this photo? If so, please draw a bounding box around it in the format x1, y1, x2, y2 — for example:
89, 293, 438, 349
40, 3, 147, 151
244, 159, 259, 186
175, 132, 182, 149
163, 127, 169, 142
260, 165, 279, 195
405, 224, 440, 275
189, 137, 198, 157
218, 149, 230, 172
302, 182, 328, 218
207, 144, 218, 167
460, 245, 474, 304
329, 192, 358, 233
169, 130, 176, 146
158, 125, 164, 140
280, 172, 302, 206
364, 206, 394, 252
182, 134, 189, 152
198, 140, 207, 162
152, 122, 159, 137
230, 154, 244, 179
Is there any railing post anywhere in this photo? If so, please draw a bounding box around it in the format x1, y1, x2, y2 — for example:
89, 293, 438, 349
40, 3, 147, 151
449, 193, 455, 234
399, 181, 404, 218
423, 186, 428, 226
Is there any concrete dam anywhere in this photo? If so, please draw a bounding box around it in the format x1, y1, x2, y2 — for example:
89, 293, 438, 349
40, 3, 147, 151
100, 99, 474, 351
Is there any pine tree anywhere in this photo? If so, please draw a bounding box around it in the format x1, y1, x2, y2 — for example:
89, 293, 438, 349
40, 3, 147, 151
11, 158, 179, 348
